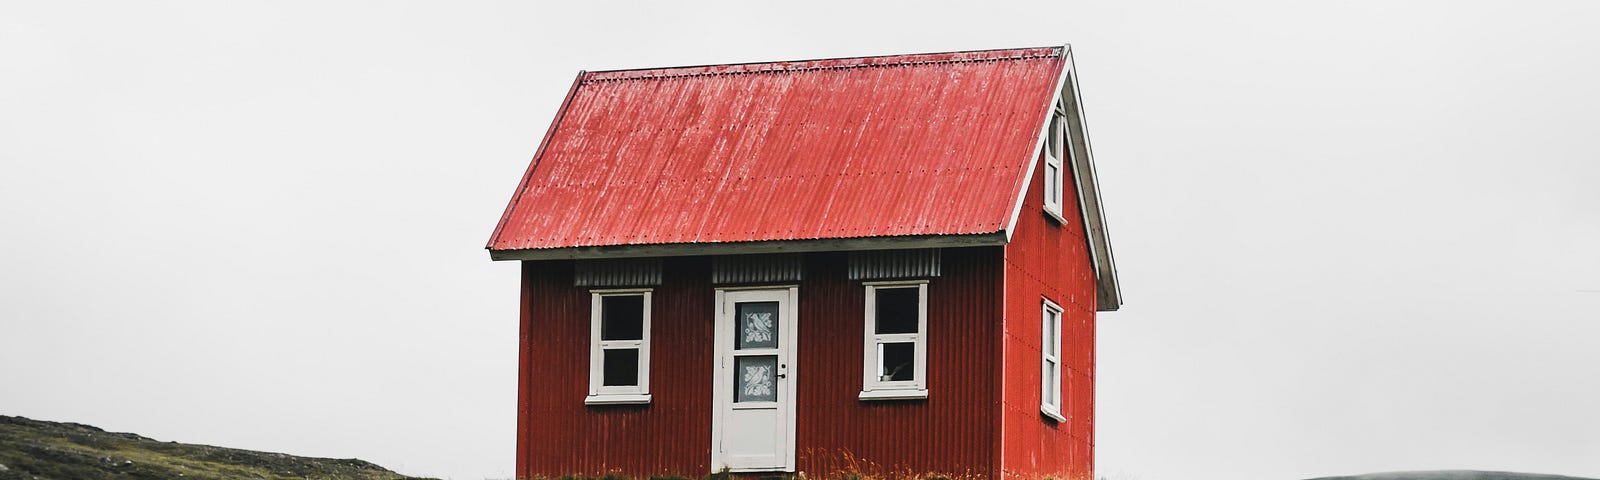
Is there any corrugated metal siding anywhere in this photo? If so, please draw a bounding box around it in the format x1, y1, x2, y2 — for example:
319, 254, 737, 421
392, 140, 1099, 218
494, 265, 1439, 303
574, 258, 663, 287
997, 152, 1098, 480
847, 249, 941, 280
795, 248, 1001, 479
519, 257, 716, 478
517, 249, 1003, 479
711, 254, 803, 284
489, 47, 1066, 252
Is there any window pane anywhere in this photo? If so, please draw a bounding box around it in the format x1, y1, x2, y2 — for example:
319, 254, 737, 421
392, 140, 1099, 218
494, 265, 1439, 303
1044, 359, 1059, 405
735, 301, 779, 350
734, 355, 778, 403
1044, 309, 1058, 356
1049, 115, 1063, 158
879, 342, 915, 381
1045, 163, 1060, 205
601, 295, 644, 341
874, 287, 919, 334
602, 348, 639, 386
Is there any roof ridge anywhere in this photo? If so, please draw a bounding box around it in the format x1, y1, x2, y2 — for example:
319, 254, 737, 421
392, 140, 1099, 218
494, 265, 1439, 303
581, 46, 1063, 83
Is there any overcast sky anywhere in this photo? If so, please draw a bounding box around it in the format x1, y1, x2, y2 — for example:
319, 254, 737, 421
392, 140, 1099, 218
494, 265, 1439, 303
2, 2, 1598, 480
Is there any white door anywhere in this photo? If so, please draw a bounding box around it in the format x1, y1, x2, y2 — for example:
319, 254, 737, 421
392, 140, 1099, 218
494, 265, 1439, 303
711, 287, 797, 472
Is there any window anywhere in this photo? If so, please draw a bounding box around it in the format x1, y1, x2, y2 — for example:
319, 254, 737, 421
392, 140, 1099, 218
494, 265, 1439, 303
1041, 298, 1065, 421
1043, 100, 1068, 221
587, 289, 652, 405
860, 281, 928, 400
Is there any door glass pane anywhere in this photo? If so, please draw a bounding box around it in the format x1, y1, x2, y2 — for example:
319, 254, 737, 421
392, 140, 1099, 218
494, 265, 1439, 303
874, 288, 919, 334
734, 355, 778, 403
878, 342, 915, 381
602, 348, 639, 386
735, 301, 779, 350
601, 295, 644, 341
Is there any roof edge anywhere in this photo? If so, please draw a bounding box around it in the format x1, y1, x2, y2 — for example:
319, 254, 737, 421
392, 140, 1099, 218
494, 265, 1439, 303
487, 233, 1009, 261
1000, 45, 1123, 312
582, 46, 1064, 82
1004, 44, 1071, 241
486, 71, 586, 250
1062, 50, 1123, 312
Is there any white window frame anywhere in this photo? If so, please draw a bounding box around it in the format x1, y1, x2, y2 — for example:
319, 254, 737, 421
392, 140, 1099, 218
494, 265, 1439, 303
1041, 298, 1065, 421
586, 288, 652, 405
1043, 99, 1069, 223
859, 280, 929, 400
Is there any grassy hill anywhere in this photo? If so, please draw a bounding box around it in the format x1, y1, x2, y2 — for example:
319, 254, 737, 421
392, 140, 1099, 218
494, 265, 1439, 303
0, 415, 430, 480
1308, 471, 1598, 480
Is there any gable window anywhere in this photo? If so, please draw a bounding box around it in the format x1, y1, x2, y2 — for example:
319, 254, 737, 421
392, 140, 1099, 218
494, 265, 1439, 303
587, 289, 652, 405
1041, 298, 1065, 421
860, 281, 929, 400
1044, 100, 1069, 221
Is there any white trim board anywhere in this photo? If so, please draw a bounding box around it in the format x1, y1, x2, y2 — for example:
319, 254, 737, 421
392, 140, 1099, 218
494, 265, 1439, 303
1005, 44, 1074, 241
1059, 49, 1122, 311
1001, 44, 1123, 312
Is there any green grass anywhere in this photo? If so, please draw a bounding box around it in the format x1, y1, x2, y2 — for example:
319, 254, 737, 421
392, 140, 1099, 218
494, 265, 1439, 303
0, 415, 432, 480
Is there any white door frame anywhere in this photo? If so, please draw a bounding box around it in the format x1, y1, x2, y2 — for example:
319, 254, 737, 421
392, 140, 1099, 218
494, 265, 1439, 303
710, 286, 798, 472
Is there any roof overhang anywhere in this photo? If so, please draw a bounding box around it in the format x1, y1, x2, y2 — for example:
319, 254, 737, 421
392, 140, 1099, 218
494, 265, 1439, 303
1060, 45, 1122, 311
1003, 45, 1121, 312
488, 232, 1010, 261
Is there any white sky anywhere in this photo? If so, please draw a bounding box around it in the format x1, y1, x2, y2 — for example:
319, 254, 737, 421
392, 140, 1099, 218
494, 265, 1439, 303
2, 2, 1598, 480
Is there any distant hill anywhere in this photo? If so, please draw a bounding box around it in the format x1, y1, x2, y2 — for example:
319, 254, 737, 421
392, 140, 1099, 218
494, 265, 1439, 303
0, 415, 432, 480
1308, 471, 1599, 480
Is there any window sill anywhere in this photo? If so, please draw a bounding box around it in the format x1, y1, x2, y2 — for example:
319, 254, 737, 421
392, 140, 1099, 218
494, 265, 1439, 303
859, 389, 928, 401
1044, 206, 1069, 225
585, 393, 652, 405
1041, 405, 1066, 422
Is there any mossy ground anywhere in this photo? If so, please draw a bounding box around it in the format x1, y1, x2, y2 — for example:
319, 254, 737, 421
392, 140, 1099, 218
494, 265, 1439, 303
0, 415, 432, 480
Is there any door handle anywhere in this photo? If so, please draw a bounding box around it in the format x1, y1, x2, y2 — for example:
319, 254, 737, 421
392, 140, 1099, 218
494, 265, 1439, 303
777, 363, 788, 379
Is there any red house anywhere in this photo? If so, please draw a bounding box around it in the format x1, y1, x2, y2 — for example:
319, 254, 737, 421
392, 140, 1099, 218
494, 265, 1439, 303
485, 46, 1121, 480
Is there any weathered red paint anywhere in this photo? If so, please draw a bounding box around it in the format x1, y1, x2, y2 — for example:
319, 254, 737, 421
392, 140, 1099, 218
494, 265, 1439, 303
998, 152, 1098, 480
487, 47, 1066, 252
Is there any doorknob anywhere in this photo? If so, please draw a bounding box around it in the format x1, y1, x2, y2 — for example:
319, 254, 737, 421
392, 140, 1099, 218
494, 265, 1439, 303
777, 363, 788, 379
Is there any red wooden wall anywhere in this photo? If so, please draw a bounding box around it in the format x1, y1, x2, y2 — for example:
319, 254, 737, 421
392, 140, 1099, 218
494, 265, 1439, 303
997, 153, 1099, 480
515, 248, 1006, 479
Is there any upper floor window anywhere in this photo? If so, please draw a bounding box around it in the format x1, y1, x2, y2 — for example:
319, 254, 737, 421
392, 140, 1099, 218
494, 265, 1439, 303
587, 289, 652, 405
860, 281, 929, 400
1041, 298, 1065, 421
1044, 100, 1068, 221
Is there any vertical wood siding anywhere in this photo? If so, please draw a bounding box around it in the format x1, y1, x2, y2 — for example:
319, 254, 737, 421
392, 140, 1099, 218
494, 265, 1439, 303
517, 248, 1004, 479
998, 153, 1099, 480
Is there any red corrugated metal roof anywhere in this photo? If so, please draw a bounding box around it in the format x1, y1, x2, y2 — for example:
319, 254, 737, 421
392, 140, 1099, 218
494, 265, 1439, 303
488, 47, 1065, 253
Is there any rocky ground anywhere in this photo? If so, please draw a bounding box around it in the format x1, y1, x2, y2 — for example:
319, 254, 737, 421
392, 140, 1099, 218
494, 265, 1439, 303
0, 415, 432, 480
